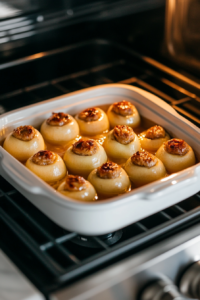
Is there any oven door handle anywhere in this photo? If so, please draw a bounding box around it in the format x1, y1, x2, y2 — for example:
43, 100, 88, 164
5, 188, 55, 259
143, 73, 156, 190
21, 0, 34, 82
0, 148, 46, 195
144, 168, 199, 200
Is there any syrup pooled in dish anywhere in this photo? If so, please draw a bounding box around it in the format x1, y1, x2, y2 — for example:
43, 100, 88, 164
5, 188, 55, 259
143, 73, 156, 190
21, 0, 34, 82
3, 125, 45, 162
88, 161, 131, 196
107, 100, 141, 129
75, 107, 109, 136
3, 101, 198, 202
63, 138, 107, 178
139, 125, 170, 152
124, 151, 167, 187
156, 138, 196, 173
40, 112, 79, 145
103, 125, 141, 164
26, 150, 67, 182
57, 175, 96, 201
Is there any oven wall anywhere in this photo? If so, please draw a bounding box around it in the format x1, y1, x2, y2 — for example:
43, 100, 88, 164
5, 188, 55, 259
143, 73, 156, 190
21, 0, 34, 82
0, 0, 165, 63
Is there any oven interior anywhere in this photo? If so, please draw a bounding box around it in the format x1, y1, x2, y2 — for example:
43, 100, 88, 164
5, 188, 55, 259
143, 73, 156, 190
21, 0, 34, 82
0, 2, 200, 298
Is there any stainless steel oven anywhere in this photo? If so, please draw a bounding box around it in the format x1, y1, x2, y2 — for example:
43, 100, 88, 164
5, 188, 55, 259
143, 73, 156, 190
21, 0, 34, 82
0, 1, 200, 300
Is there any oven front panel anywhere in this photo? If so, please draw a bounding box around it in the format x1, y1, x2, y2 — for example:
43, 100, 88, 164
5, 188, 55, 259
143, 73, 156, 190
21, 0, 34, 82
51, 224, 200, 300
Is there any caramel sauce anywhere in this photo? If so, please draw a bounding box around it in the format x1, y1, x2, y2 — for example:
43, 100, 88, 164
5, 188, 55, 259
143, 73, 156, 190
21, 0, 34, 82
49, 177, 66, 190
3, 103, 196, 203
45, 139, 77, 158
43, 105, 157, 200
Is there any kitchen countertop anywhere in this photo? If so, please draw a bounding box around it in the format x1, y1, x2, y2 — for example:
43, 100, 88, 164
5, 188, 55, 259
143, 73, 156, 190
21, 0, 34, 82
0, 250, 44, 300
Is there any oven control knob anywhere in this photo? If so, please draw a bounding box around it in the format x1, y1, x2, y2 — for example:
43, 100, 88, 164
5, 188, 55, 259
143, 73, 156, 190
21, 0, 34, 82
179, 261, 200, 299
141, 279, 186, 300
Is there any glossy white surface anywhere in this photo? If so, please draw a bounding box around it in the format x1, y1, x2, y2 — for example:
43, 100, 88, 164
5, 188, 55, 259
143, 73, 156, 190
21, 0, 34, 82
0, 250, 44, 300
0, 84, 199, 235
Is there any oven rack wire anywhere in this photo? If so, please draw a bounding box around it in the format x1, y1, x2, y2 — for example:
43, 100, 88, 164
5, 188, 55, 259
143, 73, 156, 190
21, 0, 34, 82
0, 179, 200, 293
0, 40, 200, 294
0, 40, 199, 127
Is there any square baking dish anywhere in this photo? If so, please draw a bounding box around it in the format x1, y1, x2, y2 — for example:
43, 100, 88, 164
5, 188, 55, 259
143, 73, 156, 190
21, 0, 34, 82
0, 84, 199, 235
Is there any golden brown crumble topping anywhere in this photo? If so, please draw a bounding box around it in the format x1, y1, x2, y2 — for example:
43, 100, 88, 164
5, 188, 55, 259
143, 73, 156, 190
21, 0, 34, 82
97, 162, 121, 179
72, 139, 98, 156
113, 125, 135, 144
164, 139, 189, 155
111, 100, 135, 116
145, 125, 166, 139
47, 112, 71, 126
78, 107, 101, 122
32, 150, 57, 165
131, 151, 157, 168
12, 125, 36, 141
64, 175, 87, 191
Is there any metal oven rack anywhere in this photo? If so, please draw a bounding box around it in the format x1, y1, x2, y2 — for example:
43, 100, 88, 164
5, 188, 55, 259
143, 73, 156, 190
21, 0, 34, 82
0, 40, 200, 295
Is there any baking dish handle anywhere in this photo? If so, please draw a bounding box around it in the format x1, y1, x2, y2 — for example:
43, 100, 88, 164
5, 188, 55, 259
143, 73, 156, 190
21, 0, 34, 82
144, 170, 199, 200
0, 152, 46, 195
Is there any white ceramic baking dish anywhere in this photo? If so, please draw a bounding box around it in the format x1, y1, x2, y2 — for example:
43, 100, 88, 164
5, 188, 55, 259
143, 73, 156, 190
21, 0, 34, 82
0, 84, 199, 235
